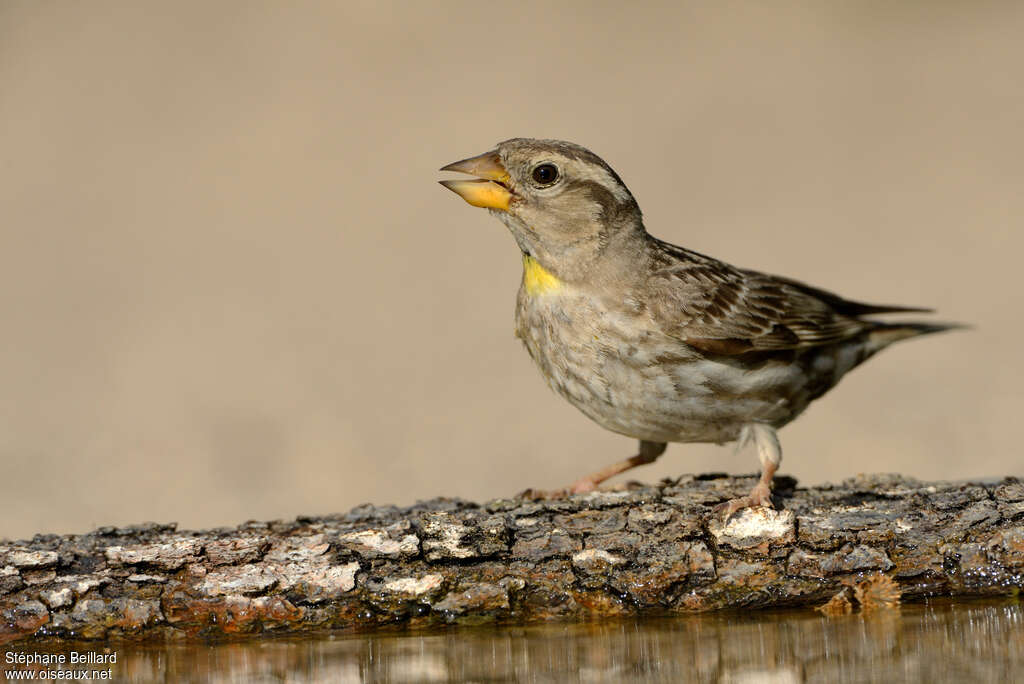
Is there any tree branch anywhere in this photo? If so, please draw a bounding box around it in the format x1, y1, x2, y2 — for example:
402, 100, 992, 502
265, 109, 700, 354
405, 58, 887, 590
2, 473, 1022, 644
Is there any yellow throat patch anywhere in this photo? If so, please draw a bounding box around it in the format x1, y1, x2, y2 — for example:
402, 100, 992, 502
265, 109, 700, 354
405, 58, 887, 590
522, 255, 563, 296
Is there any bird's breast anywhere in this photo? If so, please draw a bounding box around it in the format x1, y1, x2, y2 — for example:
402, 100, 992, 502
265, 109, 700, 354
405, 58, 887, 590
512, 284, 834, 443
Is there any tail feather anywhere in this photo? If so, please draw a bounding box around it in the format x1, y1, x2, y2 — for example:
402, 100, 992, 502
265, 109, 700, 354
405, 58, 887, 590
867, 321, 968, 349
761, 274, 936, 317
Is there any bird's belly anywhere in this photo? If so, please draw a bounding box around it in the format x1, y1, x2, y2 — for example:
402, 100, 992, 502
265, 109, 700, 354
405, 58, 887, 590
515, 293, 821, 444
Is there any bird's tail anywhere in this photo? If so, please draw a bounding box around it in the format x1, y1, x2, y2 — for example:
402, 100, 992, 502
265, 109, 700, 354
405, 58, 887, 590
866, 321, 967, 351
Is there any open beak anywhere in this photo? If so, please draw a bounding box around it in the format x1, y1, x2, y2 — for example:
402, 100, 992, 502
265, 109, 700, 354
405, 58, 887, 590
439, 150, 513, 211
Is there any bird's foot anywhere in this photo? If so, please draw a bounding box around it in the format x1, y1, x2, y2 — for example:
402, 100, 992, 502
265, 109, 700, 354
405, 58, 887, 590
517, 477, 601, 501
569, 477, 598, 494
516, 487, 569, 501
713, 481, 774, 520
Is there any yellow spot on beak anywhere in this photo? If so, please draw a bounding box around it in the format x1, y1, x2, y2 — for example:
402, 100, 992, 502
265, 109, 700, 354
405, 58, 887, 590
522, 255, 563, 295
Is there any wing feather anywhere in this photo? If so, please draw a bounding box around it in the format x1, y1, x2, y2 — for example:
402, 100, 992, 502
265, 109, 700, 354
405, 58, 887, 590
648, 242, 924, 355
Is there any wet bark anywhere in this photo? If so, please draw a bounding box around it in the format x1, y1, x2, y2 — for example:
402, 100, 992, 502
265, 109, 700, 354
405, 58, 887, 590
2, 473, 1022, 644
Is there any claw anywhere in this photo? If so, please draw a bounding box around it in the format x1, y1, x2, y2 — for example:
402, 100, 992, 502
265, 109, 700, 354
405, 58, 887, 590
516, 487, 570, 501
713, 482, 774, 521
517, 477, 605, 500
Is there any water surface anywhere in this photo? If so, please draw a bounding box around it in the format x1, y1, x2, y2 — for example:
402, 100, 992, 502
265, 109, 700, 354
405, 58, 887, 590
3, 598, 1021, 682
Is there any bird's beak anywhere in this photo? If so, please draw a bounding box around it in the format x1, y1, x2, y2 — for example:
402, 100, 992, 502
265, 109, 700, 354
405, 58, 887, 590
439, 150, 513, 211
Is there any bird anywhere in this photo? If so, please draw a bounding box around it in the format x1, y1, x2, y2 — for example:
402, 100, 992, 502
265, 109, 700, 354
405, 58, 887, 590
439, 138, 959, 516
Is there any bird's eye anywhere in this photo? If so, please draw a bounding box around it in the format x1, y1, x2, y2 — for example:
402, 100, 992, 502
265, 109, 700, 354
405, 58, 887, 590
531, 163, 559, 186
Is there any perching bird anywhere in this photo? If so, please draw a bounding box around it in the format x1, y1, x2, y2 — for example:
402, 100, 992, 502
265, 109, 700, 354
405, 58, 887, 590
439, 138, 958, 515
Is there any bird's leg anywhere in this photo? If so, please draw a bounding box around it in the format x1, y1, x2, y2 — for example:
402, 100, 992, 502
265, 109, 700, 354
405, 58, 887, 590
715, 424, 781, 518
568, 440, 667, 493
519, 440, 666, 500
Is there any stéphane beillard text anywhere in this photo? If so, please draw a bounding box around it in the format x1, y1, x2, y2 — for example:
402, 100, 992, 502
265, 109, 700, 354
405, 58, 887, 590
5, 652, 117, 665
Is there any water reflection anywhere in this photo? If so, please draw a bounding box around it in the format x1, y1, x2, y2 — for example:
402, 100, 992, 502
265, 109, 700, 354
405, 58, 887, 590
3, 599, 1021, 682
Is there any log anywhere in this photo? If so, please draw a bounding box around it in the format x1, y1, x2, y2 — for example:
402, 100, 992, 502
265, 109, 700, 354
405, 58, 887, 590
2, 473, 1022, 644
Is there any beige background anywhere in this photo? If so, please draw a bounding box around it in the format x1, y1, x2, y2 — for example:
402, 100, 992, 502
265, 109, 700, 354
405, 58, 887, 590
1, 1, 1020, 540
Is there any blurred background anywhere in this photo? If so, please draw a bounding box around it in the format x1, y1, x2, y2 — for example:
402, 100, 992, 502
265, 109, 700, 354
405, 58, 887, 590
1, 1, 1020, 540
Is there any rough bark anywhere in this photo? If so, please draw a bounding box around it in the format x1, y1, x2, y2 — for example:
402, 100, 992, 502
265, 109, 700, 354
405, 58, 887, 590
2, 473, 1022, 644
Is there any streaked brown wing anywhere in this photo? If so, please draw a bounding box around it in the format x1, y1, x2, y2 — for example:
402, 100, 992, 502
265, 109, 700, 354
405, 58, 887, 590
743, 270, 932, 317
651, 256, 871, 355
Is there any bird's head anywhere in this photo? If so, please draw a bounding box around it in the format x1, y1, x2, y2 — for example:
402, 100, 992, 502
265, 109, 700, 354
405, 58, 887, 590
440, 138, 644, 282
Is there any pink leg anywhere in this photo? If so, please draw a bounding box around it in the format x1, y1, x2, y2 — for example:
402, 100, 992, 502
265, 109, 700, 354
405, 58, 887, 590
521, 440, 667, 499
715, 424, 781, 519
